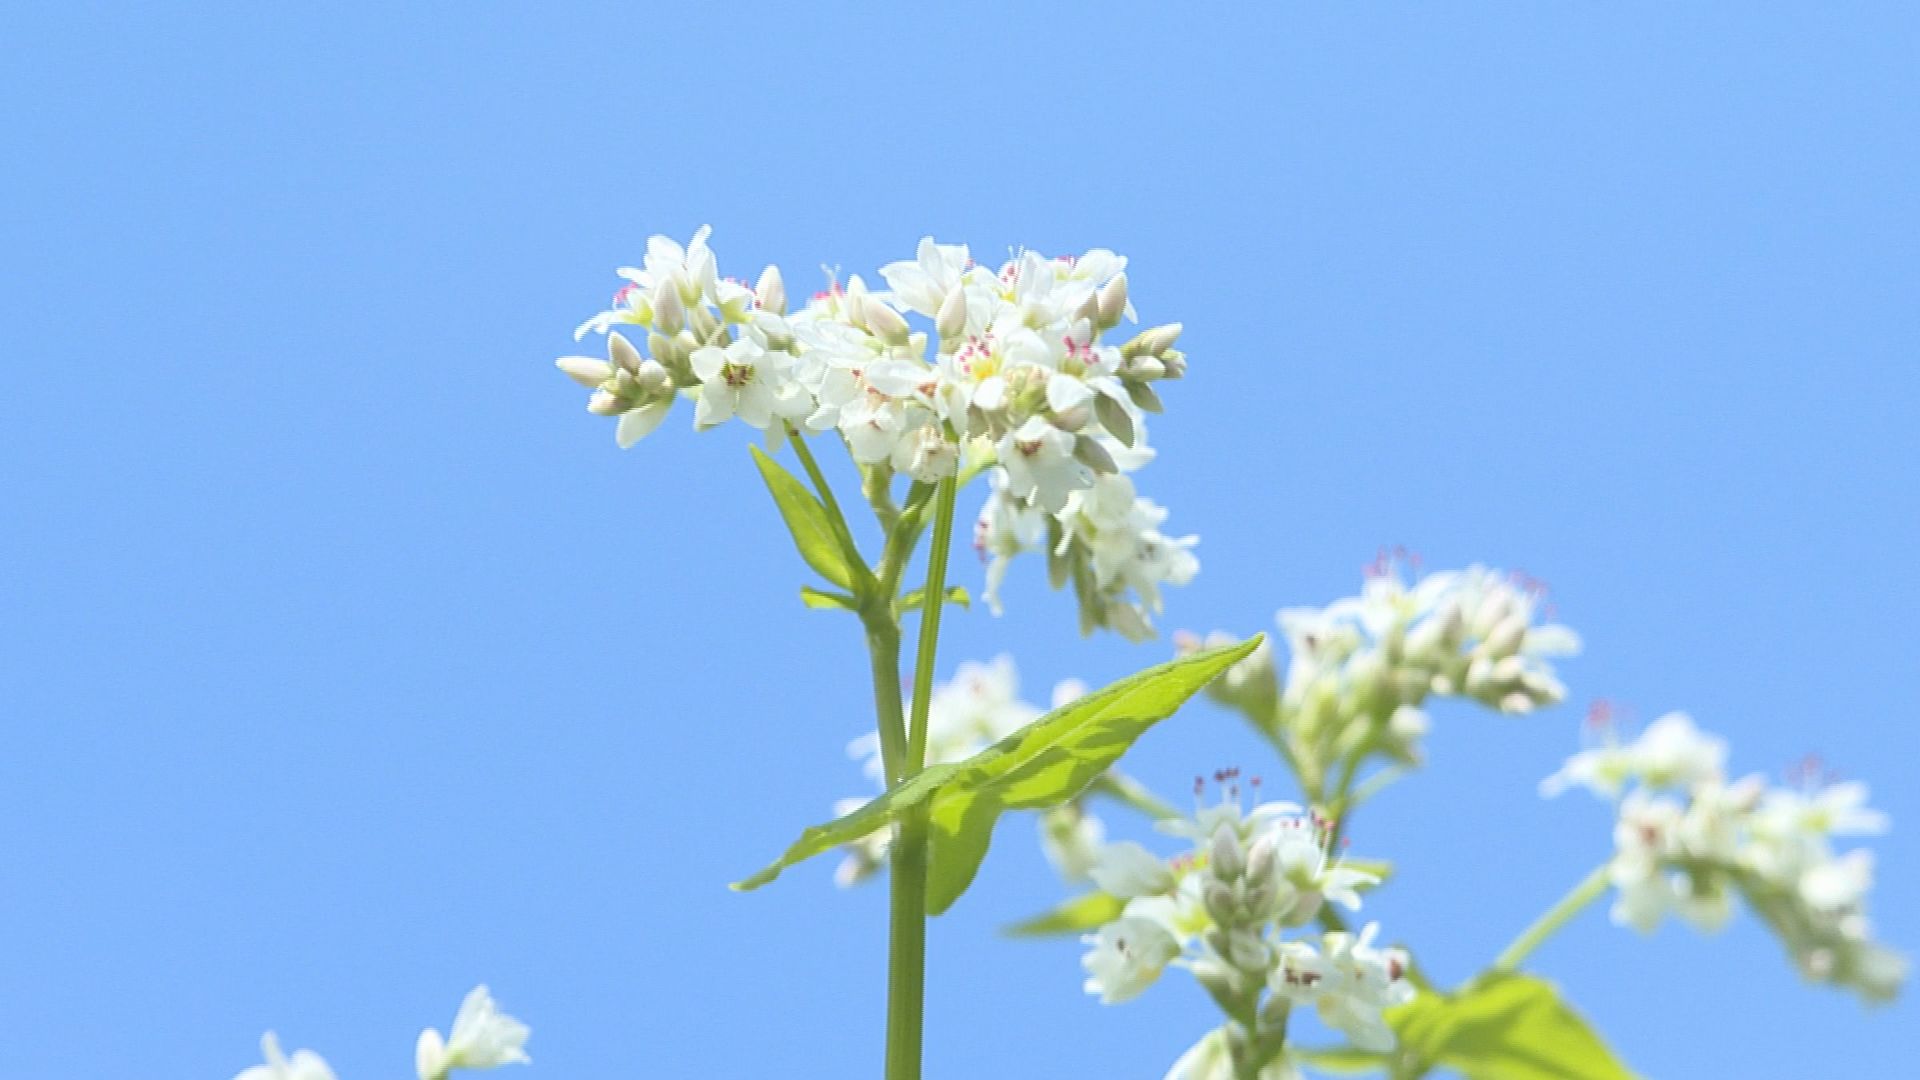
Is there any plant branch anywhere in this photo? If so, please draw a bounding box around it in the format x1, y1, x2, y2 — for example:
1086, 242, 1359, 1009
1489, 863, 1612, 974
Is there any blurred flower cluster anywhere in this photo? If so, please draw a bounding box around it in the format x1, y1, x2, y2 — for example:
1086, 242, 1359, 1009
235, 986, 528, 1080
1182, 555, 1581, 793
1078, 773, 1413, 1077
1544, 711, 1906, 1003
557, 228, 1196, 637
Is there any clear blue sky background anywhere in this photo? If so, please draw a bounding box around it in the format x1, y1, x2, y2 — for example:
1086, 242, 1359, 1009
3, 3, 1915, 1077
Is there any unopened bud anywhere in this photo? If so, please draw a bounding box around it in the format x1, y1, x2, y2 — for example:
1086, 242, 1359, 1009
1210, 825, 1246, 880
1245, 834, 1277, 883
1096, 272, 1129, 328
1486, 614, 1529, 657
609, 332, 644, 375
936, 287, 968, 342
865, 300, 911, 346
586, 389, 625, 416
755, 264, 786, 315
634, 359, 674, 399
556, 355, 612, 388
651, 283, 686, 334
687, 302, 721, 342
1122, 322, 1182, 359
1203, 880, 1238, 924
1158, 348, 1187, 379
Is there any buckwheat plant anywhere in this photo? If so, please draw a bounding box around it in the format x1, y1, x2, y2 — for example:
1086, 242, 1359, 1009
228, 234, 1904, 1079
558, 228, 1245, 1080
1003, 555, 1904, 1078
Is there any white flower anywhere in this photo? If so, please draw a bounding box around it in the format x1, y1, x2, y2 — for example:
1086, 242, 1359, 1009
879, 237, 971, 317
689, 332, 811, 430
236, 1034, 336, 1080
1631, 712, 1726, 789
1081, 916, 1181, 1004
1090, 841, 1176, 898
415, 986, 531, 1080
997, 416, 1090, 513
1800, 849, 1875, 913
1270, 926, 1413, 1053
1757, 780, 1888, 841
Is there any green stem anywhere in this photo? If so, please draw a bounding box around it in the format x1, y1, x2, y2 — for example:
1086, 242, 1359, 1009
1490, 863, 1612, 974
905, 477, 959, 768
884, 474, 959, 1080
861, 614, 907, 787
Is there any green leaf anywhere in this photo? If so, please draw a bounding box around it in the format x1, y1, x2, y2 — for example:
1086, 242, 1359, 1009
732, 636, 1264, 910
1001, 890, 1127, 937
799, 586, 857, 610
897, 585, 970, 614
749, 445, 856, 589
1391, 973, 1637, 1080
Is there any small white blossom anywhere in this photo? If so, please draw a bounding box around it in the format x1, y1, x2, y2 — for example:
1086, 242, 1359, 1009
415, 986, 531, 1080
1090, 841, 1177, 898
1082, 916, 1181, 1004
235, 1034, 336, 1080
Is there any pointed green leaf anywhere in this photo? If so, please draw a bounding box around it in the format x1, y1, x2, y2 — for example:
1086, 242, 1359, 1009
897, 585, 970, 614
1002, 891, 1127, 937
732, 636, 1264, 907
749, 445, 855, 589
799, 586, 857, 610
1391, 973, 1637, 1080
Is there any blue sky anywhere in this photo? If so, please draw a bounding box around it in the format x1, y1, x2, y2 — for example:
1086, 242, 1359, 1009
3, 3, 1915, 1077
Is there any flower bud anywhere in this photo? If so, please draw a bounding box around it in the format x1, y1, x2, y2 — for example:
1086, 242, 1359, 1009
935, 287, 968, 342
1203, 879, 1238, 924
1245, 833, 1278, 884
1158, 348, 1188, 379
1097, 272, 1129, 328
687, 302, 721, 342
609, 331, 644, 375
1210, 824, 1246, 880
1122, 322, 1182, 359
651, 281, 686, 334
1486, 614, 1528, 658
755, 264, 786, 315
866, 299, 911, 346
555, 355, 612, 388
586, 389, 625, 416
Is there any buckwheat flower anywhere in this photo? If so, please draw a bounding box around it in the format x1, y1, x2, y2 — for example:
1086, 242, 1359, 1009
689, 330, 811, 431
998, 416, 1090, 513
879, 237, 971, 317
1310, 923, 1415, 1052
1630, 712, 1727, 789
1082, 916, 1181, 1004
415, 985, 531, 1080
1091, 841, 1177, 898
1757, 779, 1889, 842
235, 1034, 336, 1080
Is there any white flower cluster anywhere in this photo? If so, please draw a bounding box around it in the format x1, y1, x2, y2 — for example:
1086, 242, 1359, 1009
1079, 773, 1414, 1075
1544, 712, 1907, 1003
234, 986, 529, 1080
1258, 557, 1581, 767
834, 658, 1092, 886
557, 228, 1197, 637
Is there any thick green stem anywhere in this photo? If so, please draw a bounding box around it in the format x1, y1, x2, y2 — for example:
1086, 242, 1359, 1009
1490, 863, 1612, 974
883, 475, 959, 1080
861, 614, 908, 787
885, 810, 930, 1080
